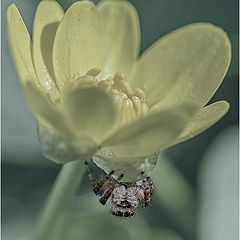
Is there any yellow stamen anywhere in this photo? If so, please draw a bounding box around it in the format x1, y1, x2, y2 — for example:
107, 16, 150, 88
63, 69, 149, 128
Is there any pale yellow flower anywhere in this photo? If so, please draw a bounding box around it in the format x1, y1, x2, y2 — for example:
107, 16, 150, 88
7, 0, 231, 181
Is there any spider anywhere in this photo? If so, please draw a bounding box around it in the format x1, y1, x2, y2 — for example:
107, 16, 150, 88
85, 161, 155, 218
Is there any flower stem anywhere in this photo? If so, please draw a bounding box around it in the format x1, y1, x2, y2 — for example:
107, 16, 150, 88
33, 160, 85, 240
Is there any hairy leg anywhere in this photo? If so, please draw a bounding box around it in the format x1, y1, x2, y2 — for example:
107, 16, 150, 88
99, 173, 124, 205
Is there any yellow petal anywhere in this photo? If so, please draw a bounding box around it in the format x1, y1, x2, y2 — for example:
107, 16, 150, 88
24, 82, 68, 135
53, 1, 103, 89
97, 0, 140, 78
103, 104, 198, 158
32, 1, 63, 95
61, 87, 116, 143
7, 4, 38, 85
130, 23, 231, 108
169, 101, 230, 146
93, 152, 158, 182
38, 125, 97, 164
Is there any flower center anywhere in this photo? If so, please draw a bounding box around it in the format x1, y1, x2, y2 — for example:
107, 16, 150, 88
64, 68, 149, 128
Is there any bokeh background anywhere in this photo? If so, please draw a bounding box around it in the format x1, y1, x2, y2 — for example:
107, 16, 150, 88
2, 0, 239, 240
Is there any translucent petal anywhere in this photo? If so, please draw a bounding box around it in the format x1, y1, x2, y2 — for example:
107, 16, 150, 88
61, 87, 116, 143
93, 152, 159, 182
97, 0, 140, 78
53, 1, 103, 89
23, 82, 68, 135
103, 104, 198, 158
32, 1, 63, 95
7, 4, 38, 85
38, 125, 97, 164
130, 23, 231, 108
169, 101, 230, 146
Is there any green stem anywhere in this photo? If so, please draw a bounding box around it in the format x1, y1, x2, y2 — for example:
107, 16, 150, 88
33, 160, 85, 240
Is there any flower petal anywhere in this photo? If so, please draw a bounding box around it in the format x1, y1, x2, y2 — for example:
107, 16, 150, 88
38, 125, 97, 164
61, 87, 116, 143
23, 82, 68, 135
53, 1, 103, 89
93, 152, 159, 182
169, 101, 230, 146
130, 23, 231, 108
7, 4, 38, 85
103, 104, 198, 158
97, 0, 140, 78
32, 0, 63, 95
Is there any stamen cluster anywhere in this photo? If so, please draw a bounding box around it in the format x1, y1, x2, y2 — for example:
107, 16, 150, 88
64, 68, 149, 128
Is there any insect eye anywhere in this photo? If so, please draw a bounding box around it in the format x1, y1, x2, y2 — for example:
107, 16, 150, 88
112, 211, 123, 217
117, 211, 123, 216
124, 211, 130, 217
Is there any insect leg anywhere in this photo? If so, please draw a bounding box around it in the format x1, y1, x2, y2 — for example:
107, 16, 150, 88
93, 170, 114, 195
117, 173, 124, 182
139, 171, 154, 207
99, 180, 117, 205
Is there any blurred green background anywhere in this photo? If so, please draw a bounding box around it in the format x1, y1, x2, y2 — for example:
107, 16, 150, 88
2, 0, 239, 240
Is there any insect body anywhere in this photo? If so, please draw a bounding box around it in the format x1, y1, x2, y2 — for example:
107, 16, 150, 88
85, 161, 155, 218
